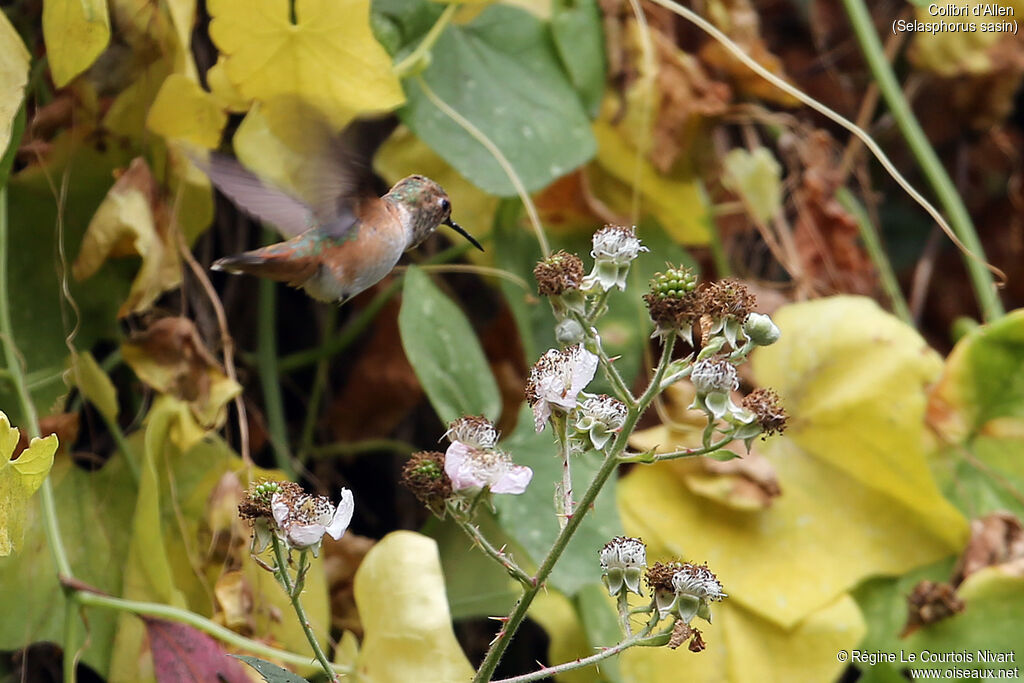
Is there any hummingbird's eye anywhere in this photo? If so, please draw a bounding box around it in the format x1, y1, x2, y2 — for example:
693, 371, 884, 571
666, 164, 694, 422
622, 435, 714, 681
440, 198, 451, 214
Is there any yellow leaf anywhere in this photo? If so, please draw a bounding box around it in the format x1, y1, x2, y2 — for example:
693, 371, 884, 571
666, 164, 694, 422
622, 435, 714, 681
623, 296, 967, 630
68, 351, 119, 422
590, 120, 710, 245
0, 11, 29, 156
206, 56, 250, 112
620, 594, 864, 683
43, 0, 111, 87
72, 158, 182, 316
0, 412, 57, 556
208, 0, 404, 124
354, 531, 474, 682
146, 74, 227, 149
911, 1, 1024, 76
232, 101, 316, 197
721, 147, 782, 224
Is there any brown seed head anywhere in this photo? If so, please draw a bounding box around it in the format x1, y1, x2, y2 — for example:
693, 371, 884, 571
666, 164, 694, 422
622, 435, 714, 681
401, 451, 453, 511
742, 388, 788, 436
533, 250, 584, 296
701, 279, 756, 321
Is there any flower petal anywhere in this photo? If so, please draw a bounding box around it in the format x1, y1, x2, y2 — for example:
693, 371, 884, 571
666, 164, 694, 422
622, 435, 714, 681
532, 400, 552, 432
570, 348, 599, 398
489, 464, 533, 494
286, 523, 327, 548
271, 493, 290, 528
444, 441, 481, 490
324, 488, 354, 540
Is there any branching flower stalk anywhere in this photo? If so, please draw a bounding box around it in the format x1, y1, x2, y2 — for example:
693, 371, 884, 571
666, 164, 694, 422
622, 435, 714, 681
269, 537, 336, 680
403, 226, 787, 682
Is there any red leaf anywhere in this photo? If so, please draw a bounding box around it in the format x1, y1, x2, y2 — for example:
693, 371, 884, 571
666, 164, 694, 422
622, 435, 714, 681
144, 618, 250, 683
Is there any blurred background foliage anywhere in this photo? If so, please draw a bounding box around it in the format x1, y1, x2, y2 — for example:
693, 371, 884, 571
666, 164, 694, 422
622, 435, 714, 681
0, 0, 1023, 680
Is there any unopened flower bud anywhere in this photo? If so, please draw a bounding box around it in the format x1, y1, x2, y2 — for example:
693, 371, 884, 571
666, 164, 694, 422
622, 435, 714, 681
600, 536, 647, 596
742, 312, 780, 346
555, 318, 585, 345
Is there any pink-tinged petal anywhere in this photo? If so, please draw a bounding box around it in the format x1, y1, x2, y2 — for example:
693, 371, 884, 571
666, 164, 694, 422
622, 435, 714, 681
444, 441, 481, 490
324, 488, 354, 540
286, 524, 327, 548
532, 400, 551, 432
490, 465, 533, 494
271, 493, 290, 528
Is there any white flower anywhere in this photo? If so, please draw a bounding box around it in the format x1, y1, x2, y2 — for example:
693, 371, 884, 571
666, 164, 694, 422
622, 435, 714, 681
670, 563, 727, 624
445, 415, 499, 450
576, 395, 627, 450
583, 225, 648, 292
444, 442, 533, 494
600, 536, 647, 596
271, 488, 354, 556
526, 345, 599, 432
690, 359, 743, 421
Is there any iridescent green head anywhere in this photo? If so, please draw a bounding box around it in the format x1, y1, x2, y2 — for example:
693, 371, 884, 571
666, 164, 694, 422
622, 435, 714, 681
386, 175, 483, 251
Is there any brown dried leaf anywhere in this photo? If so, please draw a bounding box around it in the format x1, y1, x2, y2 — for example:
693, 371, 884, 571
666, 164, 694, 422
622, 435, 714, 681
900, 580, 965, 638
122, 317, 240, 429
213, 571, 255, 634
952, 512, 1024, 585
13, 412, 79, 458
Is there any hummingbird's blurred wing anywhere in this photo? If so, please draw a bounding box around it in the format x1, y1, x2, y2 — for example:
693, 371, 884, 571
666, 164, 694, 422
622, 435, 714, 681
198, 153, 317, 238
293, 115, 399, 240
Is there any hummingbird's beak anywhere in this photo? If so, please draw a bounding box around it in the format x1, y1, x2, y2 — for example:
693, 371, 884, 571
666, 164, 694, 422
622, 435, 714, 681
445, 219, 484, 251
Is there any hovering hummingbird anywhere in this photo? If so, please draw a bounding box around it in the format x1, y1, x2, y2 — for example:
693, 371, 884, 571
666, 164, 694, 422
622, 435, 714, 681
198, 118, 483, 304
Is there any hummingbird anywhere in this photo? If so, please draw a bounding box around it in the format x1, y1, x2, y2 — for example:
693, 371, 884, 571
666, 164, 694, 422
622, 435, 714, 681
198, 118, 483, 304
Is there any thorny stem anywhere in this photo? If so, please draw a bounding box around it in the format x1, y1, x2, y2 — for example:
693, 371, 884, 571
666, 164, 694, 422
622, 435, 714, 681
447, 502, 533, 586
617, 590, 632, 635
571, 310, 636, 407
491, 609, 664, 683
473, 334, 677, 682
619, 434, 738, 464
839, 0, 1003, 322
554, 413, 574, 528
271, 538, 336, 680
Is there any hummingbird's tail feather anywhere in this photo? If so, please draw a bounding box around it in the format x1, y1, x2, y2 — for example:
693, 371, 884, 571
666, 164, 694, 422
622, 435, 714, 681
211, 246, 318, 286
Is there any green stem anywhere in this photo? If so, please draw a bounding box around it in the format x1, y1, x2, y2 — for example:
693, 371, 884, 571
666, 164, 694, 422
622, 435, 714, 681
473, 334, 677, 682
297, 306, 338, 459
271, 539, 335, 680
839, 0, 1002, 321
571, 311, 635, 406
835, 187, 912, 324
620, 434, 736, 464
393, 3, 458, 78
73, 590, 350, 674
491, 612, 661, 683
447, 502, 533, 586
554, 413, 573, 527
257, 257, 294, 477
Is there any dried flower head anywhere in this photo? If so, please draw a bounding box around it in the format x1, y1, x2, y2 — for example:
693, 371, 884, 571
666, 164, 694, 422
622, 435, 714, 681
901, 580, 965, 637
576, 394, 628, 450
691, 358, 739, 396
701, 279, 756, 321
742, 388, 787, 437
401, 451, 453, 513
688, 628, 706, 652
444, 442, 533, 495
646, 561, 726, 622
599, 536, 647, 596
671, 563, 726, 602
446, 415, 499, 450
271, 487, 354, 557
534, 250, 584, 296
239, 480, 302, 521
525, 345, 598, 432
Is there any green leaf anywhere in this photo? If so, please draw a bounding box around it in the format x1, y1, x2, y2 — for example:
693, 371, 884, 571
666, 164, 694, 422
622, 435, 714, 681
550, 0, 606, 118
494, 404, 623, 595
400, 4, 597, 196
398, 265, 501, 424
232, 655, 308, 683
